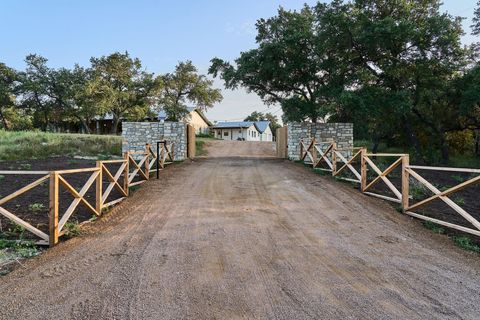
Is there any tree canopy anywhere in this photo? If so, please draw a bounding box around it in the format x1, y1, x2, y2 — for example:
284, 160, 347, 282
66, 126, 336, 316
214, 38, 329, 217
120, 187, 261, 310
0, 53, 220, 134
210, 0, 480, 163
157, 61, 222, 121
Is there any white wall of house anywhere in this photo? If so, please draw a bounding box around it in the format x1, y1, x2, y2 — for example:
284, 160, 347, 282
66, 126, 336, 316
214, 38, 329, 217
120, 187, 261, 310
259, 126, 273, 141
213, 125, 262, 141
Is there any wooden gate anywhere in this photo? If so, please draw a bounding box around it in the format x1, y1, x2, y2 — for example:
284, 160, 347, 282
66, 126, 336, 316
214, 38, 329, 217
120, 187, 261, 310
276, 126, 288, 158
187, 124, 196, 159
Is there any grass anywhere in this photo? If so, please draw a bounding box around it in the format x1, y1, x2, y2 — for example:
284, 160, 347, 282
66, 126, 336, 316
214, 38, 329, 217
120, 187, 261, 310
28, 203, 45, 212
195, 140, 207, 156
195, 137, 216, 156
453, 235, 480, 253
423, 221, 446, 234
0, 130, 122, 161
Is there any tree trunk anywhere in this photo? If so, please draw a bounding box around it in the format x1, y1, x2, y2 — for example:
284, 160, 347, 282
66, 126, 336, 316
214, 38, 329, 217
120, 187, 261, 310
43, 110, 49, 132
76, 117, 92, 134
439, 133, 450, 164
372, 138, 380, 154
111, 115, 120, 134
0, 109, 9, 130
403, 118, 424, 163
475, 130, 480, 157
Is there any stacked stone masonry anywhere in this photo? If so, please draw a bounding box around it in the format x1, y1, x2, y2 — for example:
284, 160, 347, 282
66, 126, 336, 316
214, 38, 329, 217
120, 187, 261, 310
287, 122, 353, 160
122, 122, 187, 161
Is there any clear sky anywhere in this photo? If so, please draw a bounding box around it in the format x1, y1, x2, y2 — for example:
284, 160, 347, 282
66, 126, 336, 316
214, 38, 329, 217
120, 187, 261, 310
1, 0, 478, 122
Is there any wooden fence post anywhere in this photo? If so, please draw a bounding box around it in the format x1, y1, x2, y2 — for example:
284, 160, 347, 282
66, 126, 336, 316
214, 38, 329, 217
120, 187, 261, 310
96, 161, 103, 213
311, 138, 317, 167
49, 172, 59, 247
361, 148, 367, 192
145, 144, 150, 179
124, 152, 129, 196
332, 141, 337, 175
160, 143, 165, 168
401, 154, 410, 212
300, 139, 304, 160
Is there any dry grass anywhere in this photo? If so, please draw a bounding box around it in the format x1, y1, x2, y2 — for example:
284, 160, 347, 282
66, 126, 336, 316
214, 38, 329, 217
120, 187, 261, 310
0, 130, 122, 161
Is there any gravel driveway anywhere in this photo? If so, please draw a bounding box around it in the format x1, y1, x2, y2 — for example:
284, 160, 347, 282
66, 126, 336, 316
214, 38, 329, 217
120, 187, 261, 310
0, 140, 479, 319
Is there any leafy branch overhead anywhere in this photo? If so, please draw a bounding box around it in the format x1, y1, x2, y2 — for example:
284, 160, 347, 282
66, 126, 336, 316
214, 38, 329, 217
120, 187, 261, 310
210, 0, 480, 163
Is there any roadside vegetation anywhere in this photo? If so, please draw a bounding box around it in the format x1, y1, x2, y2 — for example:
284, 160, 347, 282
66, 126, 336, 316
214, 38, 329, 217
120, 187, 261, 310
195, 134, 216, 156
0, 130, 122, 161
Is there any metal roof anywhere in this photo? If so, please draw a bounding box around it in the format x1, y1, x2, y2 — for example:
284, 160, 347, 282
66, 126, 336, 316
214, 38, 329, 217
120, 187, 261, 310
211, 121, 255, 129
212, 121, 270, 133
254, 121, 270, 133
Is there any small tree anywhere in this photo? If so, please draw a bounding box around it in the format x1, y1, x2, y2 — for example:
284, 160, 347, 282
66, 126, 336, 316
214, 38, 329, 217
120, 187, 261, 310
156, 61, 222, 121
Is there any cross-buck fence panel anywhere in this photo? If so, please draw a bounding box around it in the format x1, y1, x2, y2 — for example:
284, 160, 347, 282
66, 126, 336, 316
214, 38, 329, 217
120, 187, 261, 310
298, 138, 480, 238
0, 142, 174, 247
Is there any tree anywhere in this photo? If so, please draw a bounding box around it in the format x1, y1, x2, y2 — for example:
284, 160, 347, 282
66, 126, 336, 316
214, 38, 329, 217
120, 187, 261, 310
89, 52, 156, 134
473, 1, 480, 36
244, 111, 281, 133
17, 54, 57, 131
0, 63, 17, 129
209, 5, 343, 122
50, 65, 104, 133
157, 61, 222, 121
319, 0, 468, 162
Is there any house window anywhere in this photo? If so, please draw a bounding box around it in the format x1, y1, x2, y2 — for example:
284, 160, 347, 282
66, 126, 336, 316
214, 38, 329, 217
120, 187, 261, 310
224, 132, 228, 136
239, 130, 241, 133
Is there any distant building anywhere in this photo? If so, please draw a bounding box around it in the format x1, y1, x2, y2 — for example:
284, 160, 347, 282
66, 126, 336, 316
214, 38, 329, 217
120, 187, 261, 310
157, 107, 212, 135
211, 121, 273, 141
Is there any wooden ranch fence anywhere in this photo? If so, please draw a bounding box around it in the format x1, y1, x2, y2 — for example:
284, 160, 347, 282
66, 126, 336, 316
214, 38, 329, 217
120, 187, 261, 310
0, 141, 175, 246
299, 138, 480, 238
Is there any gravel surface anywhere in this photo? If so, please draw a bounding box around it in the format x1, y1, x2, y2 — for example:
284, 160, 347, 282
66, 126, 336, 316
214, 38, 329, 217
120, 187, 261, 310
0, 140, 479, 319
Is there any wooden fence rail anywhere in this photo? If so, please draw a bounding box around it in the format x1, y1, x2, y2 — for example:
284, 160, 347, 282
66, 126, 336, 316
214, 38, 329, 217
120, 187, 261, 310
299, 138, 480, 237
0, 141, 175, 246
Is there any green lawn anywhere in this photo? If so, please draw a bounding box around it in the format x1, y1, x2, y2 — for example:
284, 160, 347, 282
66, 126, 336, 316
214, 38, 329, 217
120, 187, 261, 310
0, 130, 122, 161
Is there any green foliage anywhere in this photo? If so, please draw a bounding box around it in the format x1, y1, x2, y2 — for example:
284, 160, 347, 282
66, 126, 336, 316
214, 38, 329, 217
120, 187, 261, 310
28, 203, 45, 212
195, 140, 207, 156
63, 221, 81, 238
453, 235, 480, 253
472, 1, 480, 36
209, 5, 340, 122
0, 130, 122, 161
89, 52, 157, 133
156, 61, 222, 121
195, 132, 214, 138
410, 180, 430, 201
423, 221, 446, 234
211, 1, 480, 164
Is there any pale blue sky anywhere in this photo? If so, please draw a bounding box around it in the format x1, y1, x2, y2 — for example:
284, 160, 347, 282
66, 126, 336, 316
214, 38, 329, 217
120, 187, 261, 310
1, 0, 478, 122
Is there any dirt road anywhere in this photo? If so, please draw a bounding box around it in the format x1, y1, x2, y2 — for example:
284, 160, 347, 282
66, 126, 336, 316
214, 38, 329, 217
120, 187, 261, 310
1, 140, 479, 319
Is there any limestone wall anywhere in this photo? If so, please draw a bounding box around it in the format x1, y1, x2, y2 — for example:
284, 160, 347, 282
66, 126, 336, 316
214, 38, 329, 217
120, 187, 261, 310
287, 123, 353, 160
122, 122, 187, 161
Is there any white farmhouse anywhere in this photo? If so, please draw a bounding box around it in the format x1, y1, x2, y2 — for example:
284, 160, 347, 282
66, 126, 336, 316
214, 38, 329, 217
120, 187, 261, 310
211, 121, 273, 141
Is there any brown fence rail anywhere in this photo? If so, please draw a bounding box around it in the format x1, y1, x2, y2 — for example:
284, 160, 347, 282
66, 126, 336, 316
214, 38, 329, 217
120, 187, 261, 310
299, 138, 480, 238
0, 142, 174, 246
